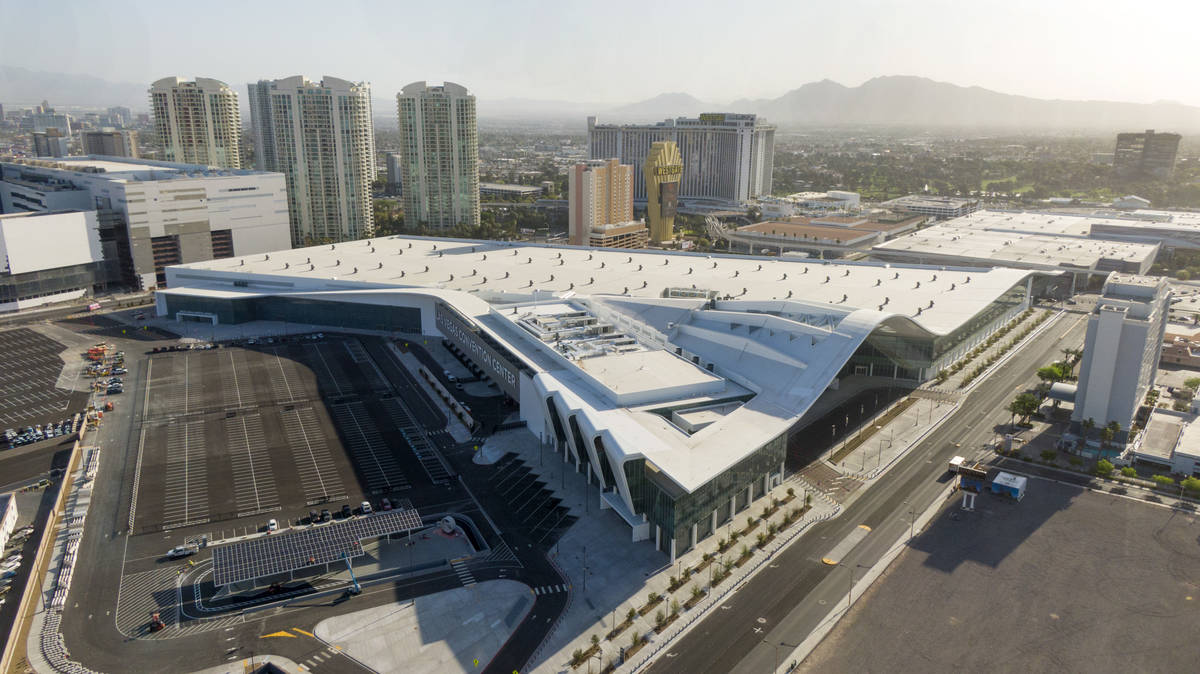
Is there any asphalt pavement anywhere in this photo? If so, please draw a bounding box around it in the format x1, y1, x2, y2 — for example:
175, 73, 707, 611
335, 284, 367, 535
647, 309, 1090, 674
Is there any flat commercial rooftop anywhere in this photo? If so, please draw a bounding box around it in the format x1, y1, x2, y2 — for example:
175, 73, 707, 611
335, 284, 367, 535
873, 215, 1159, 273
575, 351, 724, 401
53, 158, 179, 174
738, 221, 881, 245
164, 236, 1035, 494
171, 235, 1031, 336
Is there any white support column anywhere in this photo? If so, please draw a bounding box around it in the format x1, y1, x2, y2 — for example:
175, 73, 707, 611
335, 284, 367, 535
670, 537, 676, 564
656, 524, 661, 551
711, 509, 718, 534
690, 522, 698, 551
730, 495, 736, 521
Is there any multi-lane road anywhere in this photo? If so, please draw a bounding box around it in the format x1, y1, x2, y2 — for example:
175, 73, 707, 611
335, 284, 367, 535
648, 308, 1089, 674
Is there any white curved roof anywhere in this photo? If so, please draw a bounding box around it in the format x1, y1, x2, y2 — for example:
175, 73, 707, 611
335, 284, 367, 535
166, 236, 1035, 493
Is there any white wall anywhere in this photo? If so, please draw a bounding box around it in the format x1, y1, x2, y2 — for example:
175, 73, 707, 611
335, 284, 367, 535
0, 211, 102, 274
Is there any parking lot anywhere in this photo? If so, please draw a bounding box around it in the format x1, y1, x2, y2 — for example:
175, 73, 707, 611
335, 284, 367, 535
132, 337, 427, 534
0, 327, 90, 432
804, 479, 1200, 673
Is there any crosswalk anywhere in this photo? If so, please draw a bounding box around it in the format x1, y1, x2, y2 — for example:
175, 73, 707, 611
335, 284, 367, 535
450, 559, 476, 587
531, 584, 568, 595
299, 644, 362, 672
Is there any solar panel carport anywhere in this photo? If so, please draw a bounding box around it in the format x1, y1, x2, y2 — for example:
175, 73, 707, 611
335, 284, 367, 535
211, 508, 423, 587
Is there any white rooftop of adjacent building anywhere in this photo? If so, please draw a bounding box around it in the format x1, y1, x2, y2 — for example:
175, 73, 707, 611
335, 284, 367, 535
872, 226, 1158, 270
1, 155, 274, 182
165, 235, 1036, 492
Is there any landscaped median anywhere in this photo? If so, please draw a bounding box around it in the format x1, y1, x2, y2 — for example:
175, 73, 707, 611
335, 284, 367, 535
932, 307, 1051, 389
577, 488, 816, 671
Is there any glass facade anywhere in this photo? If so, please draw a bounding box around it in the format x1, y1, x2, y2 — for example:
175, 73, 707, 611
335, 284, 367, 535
0, 262, 101, 306
162, 294, 422, 332
840, 278, 1029, 380
624, 432, 786, 554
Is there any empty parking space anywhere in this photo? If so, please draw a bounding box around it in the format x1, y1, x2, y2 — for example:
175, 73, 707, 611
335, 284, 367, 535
0, 328, 89, 430
220, 349, 257, 409
225, 414, 281, 517
160, 421, 210, 528
282, 406, 347, 505
328, 400, 411, 494
132, 339, 437, 535
380, 398, 452, 484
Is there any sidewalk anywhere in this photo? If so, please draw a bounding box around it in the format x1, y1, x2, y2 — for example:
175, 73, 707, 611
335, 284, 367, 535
314, 580, 532, 673
492, 423, 838, 672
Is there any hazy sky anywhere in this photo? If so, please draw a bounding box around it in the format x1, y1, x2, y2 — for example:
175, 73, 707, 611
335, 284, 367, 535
6, 0, 1200, 105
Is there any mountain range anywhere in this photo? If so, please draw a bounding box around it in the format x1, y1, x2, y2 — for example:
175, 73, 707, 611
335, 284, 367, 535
605, 77, 1200, 131
3, 67, 1197, 132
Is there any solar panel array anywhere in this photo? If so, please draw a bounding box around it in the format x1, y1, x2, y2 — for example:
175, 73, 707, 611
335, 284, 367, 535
212, 508, 425, 586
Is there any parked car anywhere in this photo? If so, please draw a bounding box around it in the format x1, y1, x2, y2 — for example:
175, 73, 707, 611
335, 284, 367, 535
267, 518, 278, 532
360, 501, 372, 515
380, 498, 393, 511
340, 504, 352, 519
308, 510, 320, 524
320, 509, 332, 523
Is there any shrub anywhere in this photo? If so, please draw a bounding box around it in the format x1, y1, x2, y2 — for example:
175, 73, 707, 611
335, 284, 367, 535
591, 634, 600, 648
668, 575, 678, 589
648, 592, 660, 604
1041, 449, 1057, 462
786, 487, 795, 498
756, 532, 768, 548
746, 516, 755, 529
1096, 459, 1114, 477
717, 537, 727, 551
654, 610, 665, 628
572, 649, 584, 667
740, 544, 750, 559
1120, 466, 1137, 478
1181, 476, 1200, 494
631, 630, 640, 647
626, 607, 636, 623
1068, 456, 1083, 467
805, 493, 812, 506
1152, 474, 1175, 489
670, 598, 680, 616
690, 584, 703, 600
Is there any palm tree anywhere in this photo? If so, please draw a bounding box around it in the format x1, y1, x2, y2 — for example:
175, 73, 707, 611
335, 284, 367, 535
1080, 414, 1099, 446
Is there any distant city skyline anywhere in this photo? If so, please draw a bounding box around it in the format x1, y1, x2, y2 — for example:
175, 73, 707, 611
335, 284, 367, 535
4, 0, 1200, 107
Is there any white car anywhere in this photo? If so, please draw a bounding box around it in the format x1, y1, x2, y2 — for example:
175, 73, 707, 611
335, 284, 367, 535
166, 545, 196, 559
267, 518, 279, 532
360, 501, 372, 515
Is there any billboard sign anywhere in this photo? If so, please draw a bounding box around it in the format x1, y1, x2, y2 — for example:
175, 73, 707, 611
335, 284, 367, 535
659, 181, 678, 219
